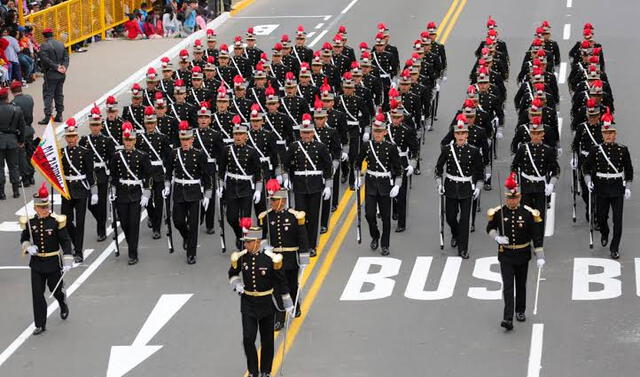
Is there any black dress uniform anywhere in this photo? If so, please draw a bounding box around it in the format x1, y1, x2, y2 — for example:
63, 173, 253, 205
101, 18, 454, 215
281, 94, 309, 124
157, 113, 180, 147
108, 141, 152, 263
284, 136, 333, 253
336, 92, 368, 186
228, 245, 291, 377
232, 94, 254, 124
298, 82, 319, 105
356, 137, 402, 253
159, 77, 175, 103
170, 99, 197, 128
245, 46, 264, 69
371, 48, 394, 110
362, 71, 384, 108
314, 120, 342, 231
212, 109, 238, 145
387, 120, 419, 230
60, 141, 95, 262
79, 132, 115, 240
20, 210, 72, 333
264, 109, 295, 158
194, 126, 225, 233
571, 118, 603, 207
293, 44, 314, 66
122, 103, 145, 131
247, 125, 279, 224
510, 121, 559, 155
187, 85, 213, 107
103, 116, 124, 150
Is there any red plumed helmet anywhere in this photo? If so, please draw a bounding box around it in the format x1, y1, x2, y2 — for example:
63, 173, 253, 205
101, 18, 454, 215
90, 104, 101, 116
456, 113, 468, 125
200, 101, 210, 109
144, 106, 155, 116
155, 91, 164, 100
359, 42, 369, 50
427, 21, 437, 29
505, 172, 518, 190
531, 116, 542, 125
314, 96, 323, 110
265, 83, 275, 96
285, 71, 295, 80
160, 56, 170, 64
534, 82, 545, 91
179, 49, 189, 56
302, 113, 312, 122
247, 27, 254, 34
232, 115, 241, 125
338, 25, 346, 34
531, 98, 544, 109
388, 87, 399, 98
467, 85, 477, 95
174, 79, 185, 87
233, 75, 245, 84
250, 103, 261, 113
322, 42, 332, 50
486, 16, 497, 28
586, 97, 597, 108
375, 111, 385, 123
192, 66, 202, 73
37, 182, 49, 199
601, 107, 614, 125
281, 34, 290, 42
106, 95, 117, 105
239, 217, 253, 230
66, 117, 76, 127
266, 178, 281, 195
463, 99, 476, 108
194, 39, 202, 47
389, 98, 399, 109
179, 121, 190, 131
207, 56, 215, 64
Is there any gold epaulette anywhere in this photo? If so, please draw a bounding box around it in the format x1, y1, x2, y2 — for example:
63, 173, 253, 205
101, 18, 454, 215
258, 209, 271, 225
52, 213, 67, 229
487, 206, 502, 220
288, 209, 306, 225
230, 250, 247, 269
524, 205, 542, 223
264, 248, 283, 270
18, 216, 29, 230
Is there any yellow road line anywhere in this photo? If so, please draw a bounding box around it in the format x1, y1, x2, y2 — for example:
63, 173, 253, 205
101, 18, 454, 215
435, 0, 460, 37
230, 0, 256, 16
270, 187, 364, 375
440, 0, 467, 44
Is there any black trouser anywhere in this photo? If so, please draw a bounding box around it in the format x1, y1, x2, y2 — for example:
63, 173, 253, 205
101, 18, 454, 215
173, 200, 200, 257
274, 268, 299, 326
31, 268, 66, 328
242, 310, 274, 375
445, 196, 472, 253
117, 202, 141, 259
0, 146, 19, 187
332, 168, 340, 208
500, 259, 529, 321
365, 192, 391, 248
202, 174, 217, 230
254, 188, 267, 237
579, 172, 598, 222
18, 144, 34, 179
87, 181, 108, 237
597, 194, 624, 252
294, 192, 322, 249
226, 195, 253, 242
61, 197, 88, 257
381, 78, 391, 112
344, 133, 360, 186
146, 180, 164, 233
522, 191, 547, 233
43, 76, 65, 116
392, 174, 409, 228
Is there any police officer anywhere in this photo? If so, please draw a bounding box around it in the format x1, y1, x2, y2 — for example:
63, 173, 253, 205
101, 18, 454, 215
435, 115, 484, 259
61, 118, 96, 263
487, 173, 544, 331
164, 121, 213, 264
218, 118, 263, 250
355, 113, 402, 256
583, 111, 634, 259
20, 183, 72, 335
10, 81, 35, 188
38, 28, 69, 124
108, 122, 152, 265
0, 86, 25, 200
259, 185, 309, 329
80, 106, 115, 242
228, 226, 293, 377
103, 96, 124, 150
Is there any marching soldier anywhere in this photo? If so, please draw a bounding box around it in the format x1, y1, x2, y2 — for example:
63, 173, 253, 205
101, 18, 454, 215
360, 51, 384, 110
61, 118, 95, 263
20, 183, 72, 335
298, 63, 320, 105
194, 102, 225, 234
163, 121, 213, 264
191, 40, 207, 70
187, 66, 213, 106
583, 110, 634, 259
0, 86, 26, 200
283, 114, 333, 257
511, 116, 560, 230
511, 99, 559, 156
215, 45, 236, 89
321, 85, 349, 194
205, 29, 219, 61
213, 85, 238, 145
435, 115, 484, 259
228, 226, 293, 377
80, 106, 115, 242
259, 183, 309, 328
103, 96, 124, 150
280, 34, 301, 80
169, 79, 197, 127
377, 23, 400, 77
231, 36, 252, 79
108, 122, 152, 265
137, 106, 172, 239
540, 21, 561, 69
372, 32, 395, 111
143, 68, 161, 107
232, 75, 253, 123
264, 86, 295, 159
218, 118, 263, 250
175, 49, 193, 84
486, 173, 544, 331
571, 99, 604, 213
203, 56, 222, 90
337, 72, 368, 188
270, 43, 291, 94
320, 42, 341, 90
331, 34, 352, 76
337, 25, 357, 64
122, 83, 146, 131
244, 28, 264, 69
249, 63, 269, 110
155, 92, 180, 147
355, 113, 402, 255
427, 21, 447, 79
281, 72, 310, 124
293, 25, 314, 66
159, 57, 175, 103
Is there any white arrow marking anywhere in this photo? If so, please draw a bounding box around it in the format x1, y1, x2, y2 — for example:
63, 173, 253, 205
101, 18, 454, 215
106, 294, 192, 377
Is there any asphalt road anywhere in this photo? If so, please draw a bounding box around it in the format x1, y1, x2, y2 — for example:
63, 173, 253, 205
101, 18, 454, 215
2, 0, 640, 376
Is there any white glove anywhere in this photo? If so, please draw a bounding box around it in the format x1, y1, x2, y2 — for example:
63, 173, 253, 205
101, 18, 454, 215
62, 265, 72, 273
495, 235, 509, 245
162, 182, 171, 198
473, 187, 481, 199
216, 186, 224, 198
436, 83, 441, 91
299, 252, 310, 268
283, 174, 291, 190
405, 165, 414, 176
90, 194, 98, 206
587, 181, 594, 192
362, 132, 370, 142
26, 245, 38, 256
390, 185, 400, 198
496, 130, 504, 140
437, 184, 444, 195
332, 160, 340, 173
276, 174, 283, 184
253, 190, 262, 204
109, 187, 117, 202
625, 188, 631, 200
322, 186, 332, 200
140, 195, 149, 208
536, 258, 546, 269
570, 156, 577, 169
231, 279, 244, 295
354, 175, 361, 189
202, 197, 210, 211
341, 151, 348, 161
557, 147, 563, 157
442, 75, 448, 83
545, 183, 554, 196
283, 295, 294, 314
484, 172, 491, 181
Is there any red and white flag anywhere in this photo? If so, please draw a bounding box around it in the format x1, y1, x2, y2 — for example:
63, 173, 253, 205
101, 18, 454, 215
30, 119, 70, 200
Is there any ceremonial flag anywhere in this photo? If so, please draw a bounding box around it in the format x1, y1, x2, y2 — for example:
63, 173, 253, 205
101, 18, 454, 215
30, 119, 70, 200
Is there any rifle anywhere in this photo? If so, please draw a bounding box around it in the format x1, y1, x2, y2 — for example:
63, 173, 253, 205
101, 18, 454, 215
356, 170, 362, 244
165, 187, 174, 254
439, 192, 445, 250
571, 153, 578, 223
109, 185, 120, 257
588, 190, 593, 249
218, 195, 227, 253
433, 86, 440, 121
491, 117, 499, 160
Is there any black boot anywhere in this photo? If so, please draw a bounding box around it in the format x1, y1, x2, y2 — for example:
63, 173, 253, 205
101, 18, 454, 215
0, 187, 5, 200
515, 312, 526, 322
370, 238, 379, 251
60, 299, 69, 320
54, 114, 63, 123
12, 184, 20, 198
500, 320, 513, 331
380, 246, 390, 256
38, 117, 50, 125
601, 233, 609, 247
22, 177, 31, 187
32, 327, 46, 335
610, 250, 620, 259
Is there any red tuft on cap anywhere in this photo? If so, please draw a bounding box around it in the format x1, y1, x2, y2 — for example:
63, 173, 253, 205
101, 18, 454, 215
265, 83, 276, 97
192, 66, 202, 73
505, 172, 518, 190
266, 178, 281, 195
239, 217, 253, 230
144, 106, 155, 116
106, 96, 117, 105
37, 182, 49, 199
314, 96, 323, 111
232, 115, 241, 125
338, 25, 346, 34
66, 118, 76, 127
250, 103, 261, 113
281, 34, 290, 42
179, 121, 190, 131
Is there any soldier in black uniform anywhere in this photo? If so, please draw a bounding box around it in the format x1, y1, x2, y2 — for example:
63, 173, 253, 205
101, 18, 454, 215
228, 226, 293, 377
205, 29, 219, 62
511, 116, 560, 230
213, 85, 237, 145
137, 107, 172, 239
331, 34, 352, 76
244, 28, 264, 69
0, 86, 26, 200
108, 122, 152, 265
203, 56, 222, 91
175, 49, 193, 85
583, 113, 634, 259
293, 26, 314, 66
337, 73, 368, 188
155, 93, 180, 147
427, 21, 447, 79
80, 106, 115, 242
270, 43, 291, 94
280, 34, 301, 80
194, 103, 225, 234
259, 186, 309, 328
231, 36, 252, 79
360, 51, 384, 111
103, 96, 124, 151
191, 40, 207, 70
218, 118, 263, 250
122, 83, 146, 131
511, 100, 559, 156
231, 76, 253, 124
372, 33, 395, 111
170, 79, 197, 128
284, 114, 333, 257
20, 183, 72, 335
163, 122, 213, 264
351, 63, 375, 121
281, 72, 310, 124
435, 115, 484, 259
215, 45, 237, 90
60, 118, 95, 263
187, 66, 213, 106
264, 86, 295, 160
248, 64, 269, 110
159, 57, 175, 104
143, 68, 161, 107
486, 173, 545, 331
355, 113, 402, 255
321, 87, 349, 195
571, 100, 604, 213
540, 21, 561, 70
377, 23, 400, 77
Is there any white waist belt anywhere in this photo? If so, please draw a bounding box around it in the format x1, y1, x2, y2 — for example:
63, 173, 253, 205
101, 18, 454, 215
94, 162, 106, 168
596, 172, 624, 179
294, 170, 322, 176
398, 151, 409, 157
276, 140, 286, 145
115, 145, 124, 150
292, 125, 300, 130
259, 157, 271, 162
347, 120, 359, 126
151, 160, 163, 166
520, 172, 546, 182
174, 178, 200, 185
207, 158, 217, 163
380, 74, 390, 78
226, 172, 252, 180
580, 150, 589, 156
223, 138, 233, 143
119, 179, 142, 186
66, 175, 87, 181
367, 170, 391, 178
445, 173, 472, 183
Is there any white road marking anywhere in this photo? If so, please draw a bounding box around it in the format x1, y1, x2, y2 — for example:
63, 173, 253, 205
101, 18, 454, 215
323, 15, 332, 21
233, 15, 332, 19
309, 29, 328, 48
306, 31, 316, 39
563, 24, 571, 40
252, 24, 279, 35
341, 0, 359, 14
0, 212, 147, 367
558, 62, 567, 84
0, 221, 22, 232
572, 258, 622, 300
566, 0, 573, 7
0, 266, 30, 270
544, 193, 556, 237
527, 324, 544, 377
315, 22, 324, 29
558, 117, 563, 139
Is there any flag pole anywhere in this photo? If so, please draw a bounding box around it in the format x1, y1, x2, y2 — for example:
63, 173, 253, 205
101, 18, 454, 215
19, 181, 34, 256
